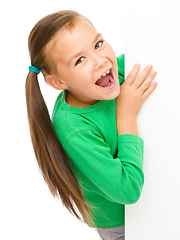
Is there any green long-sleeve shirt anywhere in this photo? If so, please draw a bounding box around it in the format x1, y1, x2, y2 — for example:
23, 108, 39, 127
52, 54, 144, 228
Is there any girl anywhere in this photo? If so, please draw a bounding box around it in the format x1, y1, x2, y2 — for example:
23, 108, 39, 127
26, 10, 157, 240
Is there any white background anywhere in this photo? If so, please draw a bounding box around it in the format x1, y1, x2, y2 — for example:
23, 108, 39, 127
0, 1, 124, 239
2, 1, 179, 240
125, 1, 180, 239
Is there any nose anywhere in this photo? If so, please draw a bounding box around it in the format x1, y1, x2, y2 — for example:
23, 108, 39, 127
92, 53, 107, 70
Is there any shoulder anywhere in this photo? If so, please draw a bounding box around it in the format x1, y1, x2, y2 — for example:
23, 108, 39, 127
117, 53, 124, 63
52, 105, 98, 146
116, 54, 125, 85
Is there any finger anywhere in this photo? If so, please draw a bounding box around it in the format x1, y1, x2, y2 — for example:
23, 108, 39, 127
143, 81, 158, 100
125, 64, 141, 85
139, 70, 157, 93
132, 64, 153, 89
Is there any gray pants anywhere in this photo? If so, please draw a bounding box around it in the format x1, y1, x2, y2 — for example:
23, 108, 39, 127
97, 226, 125, 240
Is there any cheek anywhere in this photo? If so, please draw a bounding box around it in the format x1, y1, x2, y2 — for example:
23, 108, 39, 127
69, 73, 90, 89
106, 42, 116, 55
74, 65, 92, 82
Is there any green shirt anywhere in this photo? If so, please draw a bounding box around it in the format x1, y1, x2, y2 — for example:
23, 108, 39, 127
52, 54, 144, 228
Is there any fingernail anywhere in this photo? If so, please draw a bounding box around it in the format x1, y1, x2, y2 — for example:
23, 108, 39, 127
148, 64, 153, 69
152, 70, 157, 75
136, 64, 140, 68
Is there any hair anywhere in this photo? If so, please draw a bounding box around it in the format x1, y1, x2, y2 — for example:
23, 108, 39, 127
25, 10, 94, 227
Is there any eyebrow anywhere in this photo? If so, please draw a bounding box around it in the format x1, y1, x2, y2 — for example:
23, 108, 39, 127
69, 33, 102, 63
94, 33, 102, 45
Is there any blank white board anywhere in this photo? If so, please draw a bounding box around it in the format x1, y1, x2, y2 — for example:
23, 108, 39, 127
125, 1, 180, 239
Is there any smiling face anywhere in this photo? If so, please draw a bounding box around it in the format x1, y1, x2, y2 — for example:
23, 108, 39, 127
46, 18, 120, 107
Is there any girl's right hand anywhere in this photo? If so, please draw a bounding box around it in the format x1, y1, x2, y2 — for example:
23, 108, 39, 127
116, 64, 157, 135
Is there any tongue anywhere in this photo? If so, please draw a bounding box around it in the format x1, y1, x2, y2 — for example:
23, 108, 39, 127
96, 75, 110, 87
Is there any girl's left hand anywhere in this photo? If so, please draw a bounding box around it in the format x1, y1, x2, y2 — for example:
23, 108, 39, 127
115, 64, 157, 135
116, 64, 157, 119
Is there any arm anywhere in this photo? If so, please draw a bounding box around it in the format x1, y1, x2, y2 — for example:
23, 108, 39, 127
63, 129, 144, 205
116, 64, 157, 135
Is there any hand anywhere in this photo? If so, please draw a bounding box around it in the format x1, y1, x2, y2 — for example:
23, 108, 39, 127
116, 64, 157, 119
116, 64, 157, 135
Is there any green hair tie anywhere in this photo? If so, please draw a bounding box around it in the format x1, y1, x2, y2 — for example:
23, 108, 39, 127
29, 66, 40, 74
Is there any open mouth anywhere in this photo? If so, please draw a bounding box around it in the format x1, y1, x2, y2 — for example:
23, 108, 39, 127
95, 68, 115, 89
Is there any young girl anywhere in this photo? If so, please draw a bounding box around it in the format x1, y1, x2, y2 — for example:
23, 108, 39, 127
26, 10, 157, 240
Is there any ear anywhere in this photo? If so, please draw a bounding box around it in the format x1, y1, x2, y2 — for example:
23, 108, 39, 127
46, 75, 69, 90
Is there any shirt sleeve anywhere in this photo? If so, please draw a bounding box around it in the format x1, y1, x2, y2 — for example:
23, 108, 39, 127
117, 54, 125, 85
63, 129, 144, 205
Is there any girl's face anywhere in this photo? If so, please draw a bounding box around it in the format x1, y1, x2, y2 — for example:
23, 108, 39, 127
47, 18, 120, 106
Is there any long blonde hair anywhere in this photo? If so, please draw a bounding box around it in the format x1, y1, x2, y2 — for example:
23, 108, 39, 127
25, 10, 94, 227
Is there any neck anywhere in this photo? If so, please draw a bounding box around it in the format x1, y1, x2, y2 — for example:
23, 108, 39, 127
66, 90, 98, 107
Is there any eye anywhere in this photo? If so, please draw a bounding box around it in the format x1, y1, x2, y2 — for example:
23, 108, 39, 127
75, 57, 85, 66
95, 41, 103, 49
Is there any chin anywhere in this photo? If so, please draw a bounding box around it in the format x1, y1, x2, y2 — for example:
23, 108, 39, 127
108, 87, 120, 100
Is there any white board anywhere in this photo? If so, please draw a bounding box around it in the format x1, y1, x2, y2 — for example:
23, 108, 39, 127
125, 1, 180, 239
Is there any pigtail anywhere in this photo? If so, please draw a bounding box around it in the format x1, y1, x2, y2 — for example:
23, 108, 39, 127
25, 70, 94, 227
